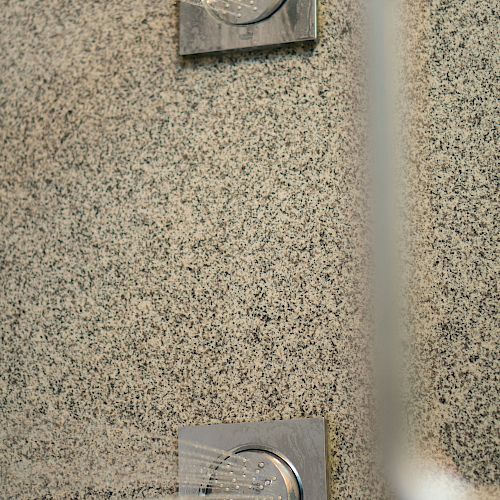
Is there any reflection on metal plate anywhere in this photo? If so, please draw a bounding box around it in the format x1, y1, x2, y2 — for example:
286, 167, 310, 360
202, 448, 301, 499
205, 0, 287, 26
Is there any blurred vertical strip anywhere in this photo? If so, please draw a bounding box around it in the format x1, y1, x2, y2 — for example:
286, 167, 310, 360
367, 0, 407, 495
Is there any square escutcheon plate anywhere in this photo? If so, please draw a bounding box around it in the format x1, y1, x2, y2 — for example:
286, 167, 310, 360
179, 0, 317, 55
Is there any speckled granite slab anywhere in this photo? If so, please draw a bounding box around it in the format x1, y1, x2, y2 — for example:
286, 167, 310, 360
1, 0, 497, 498
406, 0, 499, 496
0, 1, 377, 498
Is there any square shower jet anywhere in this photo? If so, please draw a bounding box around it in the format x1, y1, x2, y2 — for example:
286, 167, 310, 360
178, 417, 329, 499
179, 0, 318, 55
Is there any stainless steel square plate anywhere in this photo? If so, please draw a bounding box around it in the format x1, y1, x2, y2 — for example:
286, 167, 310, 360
178, 417, 328, 499
179, 0, 318, 56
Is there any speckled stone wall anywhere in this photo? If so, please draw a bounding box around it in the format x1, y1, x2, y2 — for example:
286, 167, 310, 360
0, 1, 377, 498
408, 0, 498, 494
2, 0, 497, 498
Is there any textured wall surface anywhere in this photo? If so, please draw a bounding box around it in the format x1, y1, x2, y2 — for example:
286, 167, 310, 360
0, 1, 376, 498
408, 0, 499, 494
1, 0, 497, 498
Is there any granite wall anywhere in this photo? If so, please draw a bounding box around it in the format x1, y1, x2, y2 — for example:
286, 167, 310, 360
408, 0, 498, 494
1, 0, 497, 498
1, 1, 376, 498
